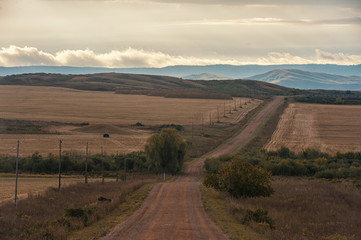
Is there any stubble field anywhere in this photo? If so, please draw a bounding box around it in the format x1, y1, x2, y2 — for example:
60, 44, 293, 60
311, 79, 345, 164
0, 85, 260, 156
0, 175, 87, 204
265, 103, 361, 153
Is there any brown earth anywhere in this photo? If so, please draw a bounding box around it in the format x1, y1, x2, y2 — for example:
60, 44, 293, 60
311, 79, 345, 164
101, 96, 283, 240
265, 103, 361, 153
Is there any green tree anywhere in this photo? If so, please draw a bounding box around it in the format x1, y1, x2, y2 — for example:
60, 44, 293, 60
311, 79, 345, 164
204, 157, 274, 198
145, 128, 186, 175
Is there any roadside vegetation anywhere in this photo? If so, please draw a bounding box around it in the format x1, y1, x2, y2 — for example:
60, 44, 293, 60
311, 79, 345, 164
0, 128, 186, 239
201, 96, 361, 240
203, 152, 361, 240
0, 176, 160, 240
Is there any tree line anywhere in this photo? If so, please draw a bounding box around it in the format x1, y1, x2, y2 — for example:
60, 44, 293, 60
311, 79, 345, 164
0, 128, 187, 176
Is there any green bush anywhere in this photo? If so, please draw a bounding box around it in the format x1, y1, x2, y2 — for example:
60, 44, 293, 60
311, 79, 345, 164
204, 157, 274, 198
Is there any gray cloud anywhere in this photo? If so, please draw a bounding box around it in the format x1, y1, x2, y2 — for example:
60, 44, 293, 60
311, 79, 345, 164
145, 0, 361, 7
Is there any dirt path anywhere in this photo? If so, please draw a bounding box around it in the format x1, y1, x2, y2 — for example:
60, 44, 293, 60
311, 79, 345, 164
101, 96, 284, 240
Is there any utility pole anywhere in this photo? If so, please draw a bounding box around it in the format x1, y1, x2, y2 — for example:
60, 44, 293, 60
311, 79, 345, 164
15, 140, 19, 207
101, 146, 104, 183
191, 121, 194, 140
217, 106, 220, 122
209, 112, 212, 126
124, 157, 126, 181
223, 102, 226, 117
58, 140, 62, 191
229, 103, 231, 114
85, 142, 88, 184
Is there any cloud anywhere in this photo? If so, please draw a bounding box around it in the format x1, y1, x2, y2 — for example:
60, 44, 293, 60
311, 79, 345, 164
0, 45, 360, 67
141, 0, 361, 7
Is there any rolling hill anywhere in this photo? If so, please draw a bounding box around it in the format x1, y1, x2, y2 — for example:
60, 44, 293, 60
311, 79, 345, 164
0, 72, 293, 98
1, 64, 360, 79
249, 69, 361, 90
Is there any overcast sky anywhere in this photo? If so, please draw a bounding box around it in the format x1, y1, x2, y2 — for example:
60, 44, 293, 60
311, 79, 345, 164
0, 0, 360, 67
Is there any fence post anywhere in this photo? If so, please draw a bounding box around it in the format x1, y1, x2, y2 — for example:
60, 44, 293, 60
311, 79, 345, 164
15, 140, 19, 207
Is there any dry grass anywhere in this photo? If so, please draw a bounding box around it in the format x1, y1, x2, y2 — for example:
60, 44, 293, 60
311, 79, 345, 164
265, 103, 361, 153
203, 177, 361, 240
201, 184, 266, 240
0, 86, 261, 156
231, 177, 361, 240
0, 175, 160, 240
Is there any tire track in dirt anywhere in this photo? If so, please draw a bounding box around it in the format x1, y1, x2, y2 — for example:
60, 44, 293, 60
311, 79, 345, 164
100, 96, 283, 240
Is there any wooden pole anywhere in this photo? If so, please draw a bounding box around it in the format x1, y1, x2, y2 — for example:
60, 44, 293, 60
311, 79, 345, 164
85, 142, 88, 184
223, 102, 226, 117
58, 140, 62, 191
15, 140, 19, 207
101, 146, 104, 183
124, 156, 126, 181
191, 121, 194, 139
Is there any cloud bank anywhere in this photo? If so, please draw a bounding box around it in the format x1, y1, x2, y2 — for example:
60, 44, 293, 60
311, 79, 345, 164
0, 45, 360, 68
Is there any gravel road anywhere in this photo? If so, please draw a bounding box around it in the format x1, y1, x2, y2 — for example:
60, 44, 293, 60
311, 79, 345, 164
101, 96, 283, 240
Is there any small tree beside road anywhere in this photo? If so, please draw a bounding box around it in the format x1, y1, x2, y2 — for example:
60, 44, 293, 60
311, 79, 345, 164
145, 128, 187, 176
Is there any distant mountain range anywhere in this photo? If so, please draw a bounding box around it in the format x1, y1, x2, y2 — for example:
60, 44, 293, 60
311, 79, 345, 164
0, 64, 361, 90
249, 69, 361, 90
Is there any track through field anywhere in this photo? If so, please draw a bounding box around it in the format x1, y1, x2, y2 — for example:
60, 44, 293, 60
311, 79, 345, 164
101, 96, 283, 240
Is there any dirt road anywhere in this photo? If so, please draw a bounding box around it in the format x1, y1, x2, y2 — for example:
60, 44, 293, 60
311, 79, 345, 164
101, 96, 284, 240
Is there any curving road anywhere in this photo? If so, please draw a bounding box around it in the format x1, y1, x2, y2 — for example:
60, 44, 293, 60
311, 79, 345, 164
101, 96, 283, 240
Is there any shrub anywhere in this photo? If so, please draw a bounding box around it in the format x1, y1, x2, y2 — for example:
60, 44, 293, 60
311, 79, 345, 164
242, 208, 275, 229
204, 157, 274, 198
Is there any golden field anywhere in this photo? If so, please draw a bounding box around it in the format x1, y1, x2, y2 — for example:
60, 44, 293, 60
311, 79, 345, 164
265, 103, 361, 153
0, 85, 229, 125
0, 175, 91, 204
0, 86, 261, 156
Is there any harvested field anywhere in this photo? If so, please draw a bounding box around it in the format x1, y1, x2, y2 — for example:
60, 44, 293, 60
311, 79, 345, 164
0, 86, 261, 156
0, 86, 228, 125
0, 132, 149, 156
0, 175, 94, 204
265, 103, 361, 153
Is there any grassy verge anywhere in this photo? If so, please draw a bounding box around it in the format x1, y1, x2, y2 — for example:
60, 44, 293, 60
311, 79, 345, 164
202, 177, 361, 240
229, 177, 361, 240
68, 183, 156, 240
200, 184, 267, 240
0, 175, 160, 240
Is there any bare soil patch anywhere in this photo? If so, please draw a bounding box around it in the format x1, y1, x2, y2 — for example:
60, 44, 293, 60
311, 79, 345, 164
265, 103, 361, 153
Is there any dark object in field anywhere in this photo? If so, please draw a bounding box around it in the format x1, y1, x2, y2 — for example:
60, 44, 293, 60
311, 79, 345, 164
103, 133, 110, 138
98, 196, 111, 202
134, 122, 144, 126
